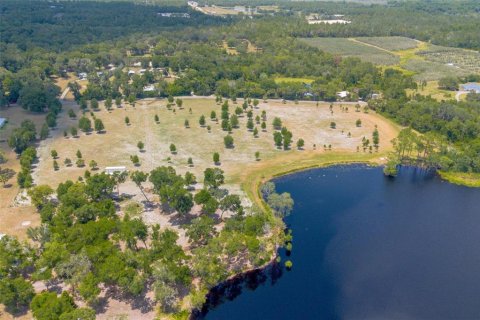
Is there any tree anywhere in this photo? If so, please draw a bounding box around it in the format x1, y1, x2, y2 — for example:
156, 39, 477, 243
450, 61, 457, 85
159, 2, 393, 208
0, 167, 15, 186
184, 119, 189, 128
76, 159, 85, 167
186, 216, 216, 246
130, 170, 149, 201
125, 116, 130, 126
384, 158, 399, 177
8, 120, 36, 154
85, 173, 115, 200
210, 110, 216, 120
59, 308, 96, 320
30, 292, 76, 320
170, 143, 176, 154
89, 160, 98, 170
155, 114, 159, 123
76, 150, 82, 159
255, 151, 260, 161
128, 94, 136, 107
28, 185, 53, 209
70, 127, 78, 137
40, 123, 49, 140
330, 122, 336, 129
130, 154, 140, 166
78, 117, 92, 133
372, 128, 380, 150
272, 117, 282, 130
64, 158, 72, 167
105, 97, 112, 110
176, 98, 183, 109
0, 277, 34, 313
185, 171, 196, 186
137, 141, 144, 151
219, 194, 242, 218
297, 138, 305, 150
273, 132, 283, 148
253, 127, 259, 137
247, 119, 254, 131
230, 114, 239, 128
224, 135, 234, 148
187, 157, 193, 167
267, 192, 294, 218
199, 115, 206, 127
261, 121, 267, 131
253, 99, 259, 108
260, 181, 275, 199
213, 152, 220, 165
90, 99, 99, 110
53, 160, 59, 171
50, 150, 58, 159
115, 96, 122, 108
94, 118, 104, 133
356, 119, 362, 127
204, 167, 224, 189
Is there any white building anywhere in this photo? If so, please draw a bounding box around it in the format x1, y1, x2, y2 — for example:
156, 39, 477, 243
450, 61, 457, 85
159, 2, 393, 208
0, 118, 6, 128
337, 91, 349, 99
143, 85, 155, 92
105, 166, 127, 175
128, 70, 136, 76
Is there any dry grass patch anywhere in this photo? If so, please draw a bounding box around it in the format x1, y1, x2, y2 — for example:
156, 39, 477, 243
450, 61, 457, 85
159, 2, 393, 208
33, 98, 399, 190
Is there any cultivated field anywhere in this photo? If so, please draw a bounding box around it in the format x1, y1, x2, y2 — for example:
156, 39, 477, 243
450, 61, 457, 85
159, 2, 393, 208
299, 37, 400, 66
355, 36, 419, 51
301, 36, 480, 82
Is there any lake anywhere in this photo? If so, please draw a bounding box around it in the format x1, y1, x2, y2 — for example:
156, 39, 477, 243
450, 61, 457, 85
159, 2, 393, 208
196, 165, 480, 320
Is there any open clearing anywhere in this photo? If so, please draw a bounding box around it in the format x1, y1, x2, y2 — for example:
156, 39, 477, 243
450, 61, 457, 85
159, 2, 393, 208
32, 98, 399, 190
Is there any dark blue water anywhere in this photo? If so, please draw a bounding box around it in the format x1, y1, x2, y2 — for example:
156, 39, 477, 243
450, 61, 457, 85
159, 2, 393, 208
197, 165, 480, 320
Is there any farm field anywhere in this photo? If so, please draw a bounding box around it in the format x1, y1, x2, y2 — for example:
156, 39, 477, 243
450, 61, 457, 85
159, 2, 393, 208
299, 37, 399, 66
301, 36, 480, 82
32, 98, 398, 190
355, 36, 419, 51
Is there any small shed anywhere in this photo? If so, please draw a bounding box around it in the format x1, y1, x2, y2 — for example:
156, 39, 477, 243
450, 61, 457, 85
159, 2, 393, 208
337, 91, 349, 99
105, 166, 127, 175
0, 118, 7, 128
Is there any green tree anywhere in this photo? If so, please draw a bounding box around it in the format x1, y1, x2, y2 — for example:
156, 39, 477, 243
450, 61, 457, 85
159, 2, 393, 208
130, 170, 149, 201
213, 152, 220, 165
28, 185, 54, 209
267, 192, 294, 218
356, 119, 362, 127
105, 97, 112, 110
204, 167, 224, 189
0, 277, 34, 313
0, 167, 15, 186
186, 216, 217, 246
88, 160, 98, 170
90, 99, 99, 110
184, 119, 189, 128
210, 110, 216, 120
224, 135, 234, 148
170, 143, 176, 154
30, 292, 76, 320
70, 127, 78, 137
155, 114, 159, 123
137, 141, 144, 151
125, 116, 130, 126
94, 118, 104, 133
51, 149, 58, 159
199, 115, 206, 127
230, 114, 239, 128
78, 117, 92, 133
297, 138, 305, 150
330, 122, 336, 129
40, 123, 49, 140
130, 154, 140, 166
272, 117, 282, 130
273, 132, 283, 148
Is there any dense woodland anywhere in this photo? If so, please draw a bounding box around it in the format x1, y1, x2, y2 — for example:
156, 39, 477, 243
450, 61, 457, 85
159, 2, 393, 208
1, 0, 480, 318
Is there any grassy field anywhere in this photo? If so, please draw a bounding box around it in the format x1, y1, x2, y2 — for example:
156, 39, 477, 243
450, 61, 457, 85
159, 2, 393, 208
33, 98, 398, 189
406, 80, 454, 101
299, 37, 399, 66
274, 77, 315, 84
355, 36, 419, 51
